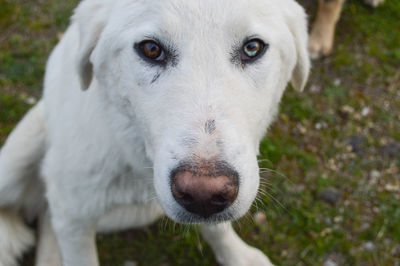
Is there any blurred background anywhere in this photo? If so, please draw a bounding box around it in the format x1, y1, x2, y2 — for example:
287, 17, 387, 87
0, 0, 399, 265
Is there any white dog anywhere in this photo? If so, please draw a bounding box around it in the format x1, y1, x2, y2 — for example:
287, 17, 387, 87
0, 0, 310, 265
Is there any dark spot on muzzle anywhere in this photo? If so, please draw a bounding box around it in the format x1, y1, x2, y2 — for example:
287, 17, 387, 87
205, 119, 216, 135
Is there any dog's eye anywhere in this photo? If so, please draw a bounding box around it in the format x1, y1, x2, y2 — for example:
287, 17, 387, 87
241, 39, 266, 62
137, 40, 166, 63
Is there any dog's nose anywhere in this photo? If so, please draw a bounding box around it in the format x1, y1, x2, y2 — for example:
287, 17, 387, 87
171, 161, 239, 218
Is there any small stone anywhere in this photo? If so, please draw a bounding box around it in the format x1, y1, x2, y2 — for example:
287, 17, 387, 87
325, 217, 332, 225
320, 227, 332, 237
324, 259, 338, 266
297, 124, 307, 134
25, 96, 37, 105
334, 216, 343, 223
391, 244, 400, 256
370, 170, 381, 179
281, 250, 288, 257
334, 79, 342, 86
318, 187, 342, 205
347, 135, 365, 155
57, 32, 64, 40
382, 142, 400, 158
385, 184, 400, 192
360, 223, 370, 231
123, 261, 138, 266
315, 122, 327, 130
293, 184, 306, 192
369, 170, 381, 185
362, 241, 375, 251
361, 107, 370, 116
341, 105, 354, 114
254, 211, 267, 225
309, 85, 321, 93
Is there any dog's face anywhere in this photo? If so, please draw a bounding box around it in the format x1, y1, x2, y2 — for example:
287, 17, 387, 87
74, 0, 309, 223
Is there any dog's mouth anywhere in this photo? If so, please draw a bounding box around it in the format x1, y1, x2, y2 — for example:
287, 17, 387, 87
170, 208, 237, 224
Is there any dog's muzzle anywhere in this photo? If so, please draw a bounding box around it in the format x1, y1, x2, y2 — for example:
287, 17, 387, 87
170, 160, 239, 218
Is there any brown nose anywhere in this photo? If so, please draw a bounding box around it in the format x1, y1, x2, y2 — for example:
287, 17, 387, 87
171, 161, 239, 218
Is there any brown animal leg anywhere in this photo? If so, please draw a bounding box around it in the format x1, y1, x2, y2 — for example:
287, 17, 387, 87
309, 0, 345, 59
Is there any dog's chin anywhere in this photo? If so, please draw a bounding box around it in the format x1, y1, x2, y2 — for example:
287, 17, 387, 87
165, 207, 247, 225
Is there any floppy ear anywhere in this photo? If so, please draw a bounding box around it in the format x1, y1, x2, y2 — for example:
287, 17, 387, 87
73, 0, 112, 90
282, 0, 311, 91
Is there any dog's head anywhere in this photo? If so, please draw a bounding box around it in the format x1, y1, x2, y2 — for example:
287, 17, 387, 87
73, 0, 309, 223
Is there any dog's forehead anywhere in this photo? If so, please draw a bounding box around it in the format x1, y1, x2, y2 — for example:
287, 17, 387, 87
114, 0, 283, 38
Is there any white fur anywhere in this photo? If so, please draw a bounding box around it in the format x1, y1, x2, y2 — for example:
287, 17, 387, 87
35, 211, 61, 266
0, 210, 34, 266
201, 223, 274, 266
0, 0, 310, 265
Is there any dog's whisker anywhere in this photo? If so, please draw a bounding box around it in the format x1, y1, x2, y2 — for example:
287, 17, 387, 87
257, 159, 273, 164
233, 218, 243, 232
144, 196, 158, 203
259, 168, 293, 184
256, 185, 288, 212
260, 190, 288, 213
194, 227, 204, 257
258, 180, 272, 186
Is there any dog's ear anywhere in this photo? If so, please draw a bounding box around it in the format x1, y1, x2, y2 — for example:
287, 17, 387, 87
282, 0, 311, 91
73, 0, 112, 90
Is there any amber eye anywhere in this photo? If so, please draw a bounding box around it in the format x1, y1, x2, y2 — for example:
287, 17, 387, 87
241, 39, 265, 61
137, 40, 166, 63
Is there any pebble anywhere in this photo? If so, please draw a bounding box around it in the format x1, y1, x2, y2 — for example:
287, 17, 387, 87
362, 241, 375, 251
318, 187, 342, 205
254, 211, 267, 225
341, 105, 355, 114
324, 259, 338, 266
361, 107, 370, 116
370, 170, 381, 179
334, 216, 343, 223
309, 85, 321, 93
334, 79, 342, 86
385, 184, 400, 192
123, 261, 138, 266
25, 96, 37, 105
315, 122, 328, 130
347, 135, 365, 155
382, 142, 400, 158
369, 170, 381, 185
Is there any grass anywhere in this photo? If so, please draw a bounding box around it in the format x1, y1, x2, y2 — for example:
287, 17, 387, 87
1, 0, 399, 265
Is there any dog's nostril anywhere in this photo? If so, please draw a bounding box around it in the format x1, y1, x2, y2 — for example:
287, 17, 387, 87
210, 194, 229, 206
180, 193, 194, 204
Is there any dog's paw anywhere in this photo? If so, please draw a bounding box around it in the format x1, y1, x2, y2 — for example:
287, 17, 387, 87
236, 247, 274, 266
364, 0, 385, 7
216, 245, 274, 266
308, 28, 334, 60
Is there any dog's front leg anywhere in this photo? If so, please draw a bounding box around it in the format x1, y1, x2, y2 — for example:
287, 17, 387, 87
35, 211, 62, 266
51, 216, 98, 266
200, 222, 274, 266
